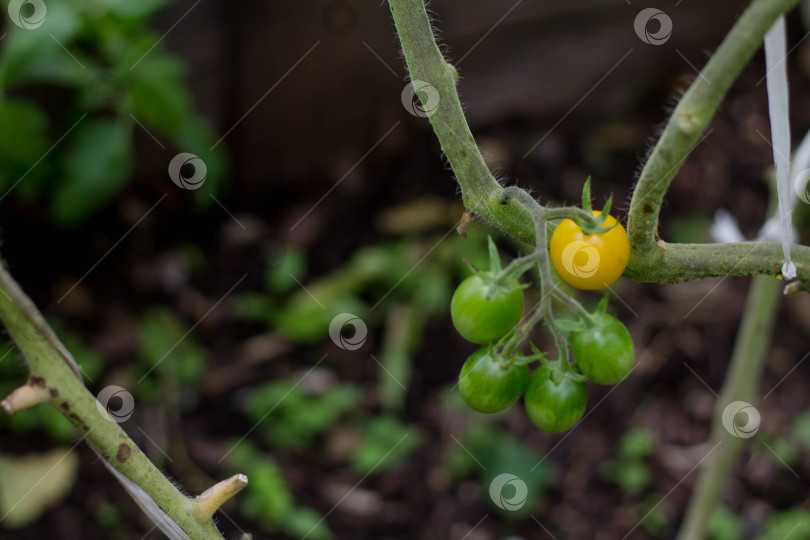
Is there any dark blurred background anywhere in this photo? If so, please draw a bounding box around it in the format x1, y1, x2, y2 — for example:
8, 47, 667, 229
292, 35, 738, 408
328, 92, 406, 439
3, 0, 810, 539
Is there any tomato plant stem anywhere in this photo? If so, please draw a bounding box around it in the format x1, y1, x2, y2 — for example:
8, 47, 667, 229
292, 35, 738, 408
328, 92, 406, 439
626, 0, 803, 273
551, 289, 596, 325
0, 265, 232, 540
387, 0, 534, 243
675, 274, 781, 540
388, 0, 810, 287
498, 188, 571, 361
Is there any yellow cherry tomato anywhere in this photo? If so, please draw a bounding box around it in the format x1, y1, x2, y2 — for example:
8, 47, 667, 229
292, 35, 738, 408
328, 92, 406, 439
549, 211, 630, 290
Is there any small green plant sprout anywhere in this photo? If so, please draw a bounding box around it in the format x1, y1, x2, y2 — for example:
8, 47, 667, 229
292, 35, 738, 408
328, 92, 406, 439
600, 428, 656, 495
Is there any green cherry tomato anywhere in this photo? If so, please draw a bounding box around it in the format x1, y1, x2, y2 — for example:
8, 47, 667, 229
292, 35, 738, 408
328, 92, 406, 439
451, 274, 524, 344
459, 348, 529, 413
524, 365, 587, 433
570, 313, 635, 385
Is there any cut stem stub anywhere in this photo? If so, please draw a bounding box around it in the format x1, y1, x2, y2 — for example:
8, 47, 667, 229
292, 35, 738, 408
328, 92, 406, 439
1, 379, 52, 414
193, 474, 249, 520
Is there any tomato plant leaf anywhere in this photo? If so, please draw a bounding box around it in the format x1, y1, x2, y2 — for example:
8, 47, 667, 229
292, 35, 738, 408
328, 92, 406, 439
51, 117, 133, 225
127, 55, 191, 134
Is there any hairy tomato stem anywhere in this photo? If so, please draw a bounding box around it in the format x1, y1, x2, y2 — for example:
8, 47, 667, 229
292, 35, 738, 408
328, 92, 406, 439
388, 0, 810, 286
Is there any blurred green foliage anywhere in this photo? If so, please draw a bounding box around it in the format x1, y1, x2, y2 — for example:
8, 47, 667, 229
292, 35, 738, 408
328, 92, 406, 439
754, 509, 810, 539
93, 500, 126, 539
758, 433, 800, 470
617, 428, 657, 459
445, 422, 554, 517
228, 441, 334, 540
242, 378, 360, 450
0, 0, 227, 225
139, 309, 207, 385
600, 428, 656, 495
707, 506, 744, 540
792, 410, 810, 449
707, 506, 810, 540
237, 228, 491, 415
638, 493, 670, 537
237, 230, 489, 344
442, 390, 554, 516
351, 414, 420, 475
232, 227, 554, 533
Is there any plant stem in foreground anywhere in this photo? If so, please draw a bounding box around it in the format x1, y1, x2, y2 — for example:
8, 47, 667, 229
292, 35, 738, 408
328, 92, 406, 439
676, 275, 781, 540
0, 265, 234, 539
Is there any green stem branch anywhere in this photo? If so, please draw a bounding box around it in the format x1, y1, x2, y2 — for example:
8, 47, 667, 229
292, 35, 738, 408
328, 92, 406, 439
388, 0, 534, 243
499, 187, 570, 360
551, 288, 595, 324
627, 0, 802, 254
387, 0, 809, 284
623, 241, 808, 283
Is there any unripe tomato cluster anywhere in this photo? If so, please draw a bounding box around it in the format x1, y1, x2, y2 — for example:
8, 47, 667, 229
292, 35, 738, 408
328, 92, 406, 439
450, 211, 635, 433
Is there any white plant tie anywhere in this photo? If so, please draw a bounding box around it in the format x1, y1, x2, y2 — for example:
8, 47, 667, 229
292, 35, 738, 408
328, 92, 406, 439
764, 16, 797, 279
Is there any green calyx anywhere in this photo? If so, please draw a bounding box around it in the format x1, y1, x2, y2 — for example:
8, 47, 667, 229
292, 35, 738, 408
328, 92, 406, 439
465, 236, 533, 297
575, 177, 618, 236
498, 341, 547, 369
540, 357, 588, 384
505, 342, 587, 383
